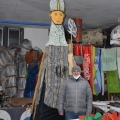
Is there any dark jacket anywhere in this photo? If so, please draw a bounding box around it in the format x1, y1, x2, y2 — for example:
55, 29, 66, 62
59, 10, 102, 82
57, 76, 93, 114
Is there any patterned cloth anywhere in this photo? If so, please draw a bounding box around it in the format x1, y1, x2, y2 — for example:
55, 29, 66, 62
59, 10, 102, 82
33, 46, 68, 119
46, 22, 68, 46
93, 47, 102, 95
50, 0, 65, 12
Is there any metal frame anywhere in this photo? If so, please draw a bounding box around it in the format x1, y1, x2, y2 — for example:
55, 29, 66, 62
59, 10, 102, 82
8, 28, 20, 46
0, 28, 3, 46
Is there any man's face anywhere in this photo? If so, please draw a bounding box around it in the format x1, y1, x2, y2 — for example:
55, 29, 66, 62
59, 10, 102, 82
49, 10, 65, 25
72, 70, 81, 76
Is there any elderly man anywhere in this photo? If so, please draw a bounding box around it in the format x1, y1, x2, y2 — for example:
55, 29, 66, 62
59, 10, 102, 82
57, 65, 93, 120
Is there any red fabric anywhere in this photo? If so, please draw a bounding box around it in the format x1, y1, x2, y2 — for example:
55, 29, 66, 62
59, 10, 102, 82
82, 45, 93, 92
73, 44, 93, 92
102, 112, 120, 120
73, 44, 81, 56
82, 46, 91, 81
73, 44, 84, 77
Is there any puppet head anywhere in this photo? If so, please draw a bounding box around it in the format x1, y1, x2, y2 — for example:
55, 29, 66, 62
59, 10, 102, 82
110, 25, 120, 45
49, 0, 65, 25
20, 39, 32, 56
25, 47, 43, 64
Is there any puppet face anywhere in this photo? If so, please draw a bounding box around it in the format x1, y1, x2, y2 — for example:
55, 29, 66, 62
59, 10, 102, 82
110, 26, 120, 45
49, 10, 65, 25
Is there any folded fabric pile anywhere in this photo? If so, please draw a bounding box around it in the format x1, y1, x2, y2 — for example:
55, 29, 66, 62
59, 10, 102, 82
108, 102, 120, 108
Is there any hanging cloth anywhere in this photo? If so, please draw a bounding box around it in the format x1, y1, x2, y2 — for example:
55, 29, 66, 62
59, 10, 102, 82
24, 63, 39, 98
106, 70, 120, 93
100, 53, 105, 95
89, 45, 102, 95
73, 44, 84, 77
117, 47, 120, 79
82, 45, 91, 81
93, 48, 102, 95
101, 48, 117, 71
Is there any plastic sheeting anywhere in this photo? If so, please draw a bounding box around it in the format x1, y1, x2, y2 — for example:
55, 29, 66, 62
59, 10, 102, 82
0, 48, 15, 65
0, 47, 7, 67
17, 54, 27, 97
6, 65, 16, 76
5, 76, 16, 87
17, 78, 26, 90
0, 47, 17, 96
17, 90, 24, 98
0, 40, 32, 97
18, 61, 27, 77
5, 87, 17, 96
0, 68, 6, 91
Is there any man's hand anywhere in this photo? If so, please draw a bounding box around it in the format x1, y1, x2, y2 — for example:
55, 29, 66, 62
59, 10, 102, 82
59, 112, 64, 116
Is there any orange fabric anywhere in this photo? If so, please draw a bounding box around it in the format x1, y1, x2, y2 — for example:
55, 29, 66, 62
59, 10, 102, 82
107, 112, 119, 120
79, 114, 94, 119
101, 113, 110, 120
102, 112, 120, 120
25, 51, 43, 64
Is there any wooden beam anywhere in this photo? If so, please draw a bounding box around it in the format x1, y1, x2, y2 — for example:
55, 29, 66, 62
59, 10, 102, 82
31, 47, 47, 114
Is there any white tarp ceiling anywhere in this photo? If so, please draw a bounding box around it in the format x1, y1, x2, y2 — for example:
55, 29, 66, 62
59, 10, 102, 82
0, 0, 120, 29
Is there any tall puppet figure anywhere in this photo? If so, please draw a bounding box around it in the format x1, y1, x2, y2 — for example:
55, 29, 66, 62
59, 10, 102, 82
32, 0, 68, 118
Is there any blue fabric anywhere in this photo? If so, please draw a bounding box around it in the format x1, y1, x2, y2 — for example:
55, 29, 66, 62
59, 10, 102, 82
24, 117, 30, 120
24, 64, 39, 98
65, 111, 85, 120
94, 48, 102, 94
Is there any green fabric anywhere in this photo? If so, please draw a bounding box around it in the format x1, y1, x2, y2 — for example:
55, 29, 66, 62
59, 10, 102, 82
101, 48, 117, 71
25, 71, 28, 78
106, 70, 120, 93
83, 112, 102, 120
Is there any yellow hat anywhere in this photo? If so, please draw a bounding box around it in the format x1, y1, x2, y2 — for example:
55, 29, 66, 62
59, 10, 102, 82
50, 0, 65, 12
